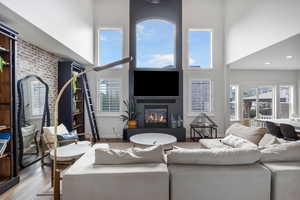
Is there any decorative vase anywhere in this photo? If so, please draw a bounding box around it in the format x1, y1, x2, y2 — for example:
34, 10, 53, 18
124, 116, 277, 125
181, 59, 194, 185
128, 120, 137, 128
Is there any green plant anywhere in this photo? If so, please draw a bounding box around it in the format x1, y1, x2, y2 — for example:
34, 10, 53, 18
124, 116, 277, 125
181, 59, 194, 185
71, 74, 78, 94
120, 97, 137, 123
0, 56, 7, 72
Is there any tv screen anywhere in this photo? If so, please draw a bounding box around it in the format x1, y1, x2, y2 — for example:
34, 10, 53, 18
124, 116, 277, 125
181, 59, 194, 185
134, 71, 179, 96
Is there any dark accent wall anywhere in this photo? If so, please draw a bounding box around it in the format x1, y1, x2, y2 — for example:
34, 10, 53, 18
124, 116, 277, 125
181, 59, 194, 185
129, 0, 183, 129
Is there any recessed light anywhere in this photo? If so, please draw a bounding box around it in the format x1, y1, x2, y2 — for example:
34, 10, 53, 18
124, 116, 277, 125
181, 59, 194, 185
265, 62, 271, 65
286, 55, 293, 60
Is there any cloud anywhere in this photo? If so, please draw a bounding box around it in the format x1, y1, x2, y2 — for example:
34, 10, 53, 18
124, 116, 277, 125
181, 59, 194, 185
147, 54, 174, 68
189, 57, 195, 65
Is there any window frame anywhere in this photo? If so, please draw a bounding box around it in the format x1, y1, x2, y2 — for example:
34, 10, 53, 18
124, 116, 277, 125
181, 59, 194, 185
96, 78, 122, 116
97, 27, 125, 69
187, 29, 213, 70
229, 85, 239, 121
135, 19, 177, 70
241, 85, 276, 120
189, 79, 213, 115
279, 85, 294, 119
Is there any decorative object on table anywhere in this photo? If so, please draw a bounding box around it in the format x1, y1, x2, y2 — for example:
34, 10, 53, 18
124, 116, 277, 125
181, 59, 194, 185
17, 74, 50, 168
52, 57, 132, 200
190, 113, 218, 141
0, 132, 10, 156
171, 114, 177, 128
177, 115, 183, 128
120, 96, 138, 128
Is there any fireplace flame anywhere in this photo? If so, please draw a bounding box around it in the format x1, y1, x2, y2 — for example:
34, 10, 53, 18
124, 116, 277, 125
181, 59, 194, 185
147, 113, 166, 123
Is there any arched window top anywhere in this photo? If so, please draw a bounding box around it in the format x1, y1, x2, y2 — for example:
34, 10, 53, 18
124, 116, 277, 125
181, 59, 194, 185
136, 19, 175, 69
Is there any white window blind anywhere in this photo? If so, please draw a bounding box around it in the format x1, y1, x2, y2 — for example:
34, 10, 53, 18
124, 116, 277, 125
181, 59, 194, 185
31, 81, 46, 116
191, 80, 211, 112
98, 80, 121, 113
229, 85, 238, 121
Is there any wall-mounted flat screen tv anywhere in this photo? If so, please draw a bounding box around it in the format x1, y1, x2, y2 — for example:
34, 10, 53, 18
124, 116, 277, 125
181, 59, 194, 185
134, 71, 179, 96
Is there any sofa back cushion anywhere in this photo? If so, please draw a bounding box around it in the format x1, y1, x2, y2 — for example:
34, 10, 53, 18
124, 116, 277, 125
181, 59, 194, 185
167, 148, 261, 165
221, 135, 257, 149
261, 141, 300, 162
225, 123, 266, 145
94, 145, 165, 165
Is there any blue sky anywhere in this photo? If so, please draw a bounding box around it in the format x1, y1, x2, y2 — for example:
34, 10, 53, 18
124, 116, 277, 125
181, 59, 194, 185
99, 21, 211, 68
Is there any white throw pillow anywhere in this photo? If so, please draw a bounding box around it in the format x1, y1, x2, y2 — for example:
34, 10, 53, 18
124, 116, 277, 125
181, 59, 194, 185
94, 145, 165, 165
221, 135, 257, 149
43, 124, 69, 147
258, 134, 280, 148
261, 141, 300, 162
199, 139, 232, 149
167, 148, 261, 165
225, 123, 265, 145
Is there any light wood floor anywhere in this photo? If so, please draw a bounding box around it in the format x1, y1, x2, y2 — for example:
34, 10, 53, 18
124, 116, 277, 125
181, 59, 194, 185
0, 161, 52, 200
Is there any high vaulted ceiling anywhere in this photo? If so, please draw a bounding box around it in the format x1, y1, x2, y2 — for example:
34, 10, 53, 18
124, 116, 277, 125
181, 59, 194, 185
229, 33, 300, 70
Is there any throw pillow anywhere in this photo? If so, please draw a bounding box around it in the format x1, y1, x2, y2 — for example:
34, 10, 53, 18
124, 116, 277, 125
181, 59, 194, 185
261, 141, 300, 162
221, 135, 257, 149
94, 145, 165, 165
167, 148, 261, 165
225, 123, 266, 145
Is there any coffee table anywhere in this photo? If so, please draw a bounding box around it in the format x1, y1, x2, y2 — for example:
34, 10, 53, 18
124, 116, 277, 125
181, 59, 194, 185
130, 133, 177, 146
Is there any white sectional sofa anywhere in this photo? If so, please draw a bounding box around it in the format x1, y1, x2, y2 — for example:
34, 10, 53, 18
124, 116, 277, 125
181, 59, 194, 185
263, 162, 300, 200
62, 124, 300, 200
169, 164, 271, 200
62, 147, 169, 200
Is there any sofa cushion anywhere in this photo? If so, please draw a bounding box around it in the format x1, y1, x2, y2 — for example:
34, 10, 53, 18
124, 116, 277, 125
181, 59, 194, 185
199, 139, 232, 149
94, 145, 164, 165
221, 135, 257, 149
167, 148, 261, 165
225, 123, 266, 145
63, 148, 169, 200
261, 141, 300, 162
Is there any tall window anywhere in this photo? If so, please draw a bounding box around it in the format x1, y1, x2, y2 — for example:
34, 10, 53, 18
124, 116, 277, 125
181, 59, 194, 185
229, 85, 239, 121
98, 80, 121, 113
242, 87, 274, 120
136, 20, 175, 68
279, 86, 294, 119
31, 81, 45, 116
98, 29, 123, 67
188, 30, 212, 68
242, 88, 257, 119
191, 80, 211, 112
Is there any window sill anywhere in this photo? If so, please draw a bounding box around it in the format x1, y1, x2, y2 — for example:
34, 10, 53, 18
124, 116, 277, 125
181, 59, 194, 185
96, 112, 122, 117
186, 112, 215, 117
183, 67, 214, 71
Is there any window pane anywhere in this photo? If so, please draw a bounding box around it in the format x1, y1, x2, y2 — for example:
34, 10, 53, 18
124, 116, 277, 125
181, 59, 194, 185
99, 29, 123, 66
279, 86, 292, 119
258, 87, 273, 119
191, 80, 211, 112
136, 20, 175, 68
99, 80, 120, 112
189, 31, 212, 68
242, 88, 257, 119
229, 85, 238, 121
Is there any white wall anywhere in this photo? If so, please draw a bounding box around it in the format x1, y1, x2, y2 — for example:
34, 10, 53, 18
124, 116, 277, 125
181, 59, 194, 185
229, 69, 299, 121
183, 0, 226, 136
0, 0, 94, 64
86, 0, 130, 138
298, 71, 300, 115
225, 0, 300, 64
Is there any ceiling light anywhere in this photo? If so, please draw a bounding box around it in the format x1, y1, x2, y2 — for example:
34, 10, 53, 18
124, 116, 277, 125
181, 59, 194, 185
286, 55, 293, 60
265, 62, 271, 65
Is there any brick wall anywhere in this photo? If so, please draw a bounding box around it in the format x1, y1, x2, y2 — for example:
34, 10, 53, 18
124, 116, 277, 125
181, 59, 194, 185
16, 39, 60, 123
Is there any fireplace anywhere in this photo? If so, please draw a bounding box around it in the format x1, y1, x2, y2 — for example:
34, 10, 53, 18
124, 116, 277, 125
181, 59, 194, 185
144, 105, 168, 128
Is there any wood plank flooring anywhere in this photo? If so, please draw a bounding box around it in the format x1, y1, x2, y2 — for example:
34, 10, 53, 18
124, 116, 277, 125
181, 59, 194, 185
0, 161, 51, 200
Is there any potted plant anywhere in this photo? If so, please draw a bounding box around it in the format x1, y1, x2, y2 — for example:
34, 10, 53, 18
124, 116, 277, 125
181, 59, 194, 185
120, 97, 138, 128
0, 56, 7, 72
